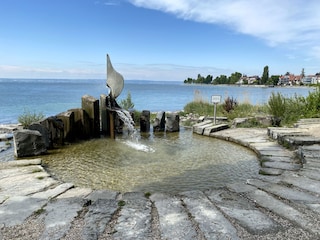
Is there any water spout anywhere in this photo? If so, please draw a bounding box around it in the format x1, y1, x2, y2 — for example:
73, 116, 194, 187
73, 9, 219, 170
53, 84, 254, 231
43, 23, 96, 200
115, 109, 135, 134
115, 109, 155, 153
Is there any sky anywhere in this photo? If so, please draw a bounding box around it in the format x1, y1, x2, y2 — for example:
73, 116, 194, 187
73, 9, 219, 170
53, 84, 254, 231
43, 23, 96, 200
0, 0, 320, 81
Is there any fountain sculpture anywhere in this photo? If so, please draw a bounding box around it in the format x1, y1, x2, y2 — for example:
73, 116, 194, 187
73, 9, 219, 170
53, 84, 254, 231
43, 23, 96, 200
102, 54, 135, 139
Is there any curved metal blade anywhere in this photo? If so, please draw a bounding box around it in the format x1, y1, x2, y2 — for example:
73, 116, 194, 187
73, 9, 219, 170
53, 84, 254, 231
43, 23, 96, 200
106, 54, 124, 99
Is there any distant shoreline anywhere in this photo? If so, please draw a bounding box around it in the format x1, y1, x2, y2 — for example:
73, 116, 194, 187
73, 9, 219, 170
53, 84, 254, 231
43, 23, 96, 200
184, 83, 316, 89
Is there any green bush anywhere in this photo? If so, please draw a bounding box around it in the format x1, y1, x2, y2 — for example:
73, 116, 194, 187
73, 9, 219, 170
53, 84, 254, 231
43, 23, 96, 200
282, 94, 306, 125
267, 92, 286, 126
223, 97, 237, 113
120, 91, 134, 110
305, 86, 320, 117
18, 109, 45, 128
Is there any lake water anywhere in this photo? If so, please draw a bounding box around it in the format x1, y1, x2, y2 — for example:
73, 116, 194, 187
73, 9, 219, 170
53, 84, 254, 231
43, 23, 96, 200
0, 78, 315, 124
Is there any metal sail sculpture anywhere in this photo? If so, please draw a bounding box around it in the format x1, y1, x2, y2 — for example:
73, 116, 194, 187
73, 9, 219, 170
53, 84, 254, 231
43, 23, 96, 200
106, 54, 124, 99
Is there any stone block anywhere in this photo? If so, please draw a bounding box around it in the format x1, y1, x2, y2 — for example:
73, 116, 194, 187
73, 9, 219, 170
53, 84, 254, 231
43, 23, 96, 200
82, 95, 100, 138
68, 108, 91, 140
193, 120, 213, 135
28, 122, 50, 148
203, 124, 229, 136
166, 113, 180, 132
13, 129, 47, 157
140, 110, 150, 132
153, 111, 165, 132
57, 111, 75, 142
40, 116, 64, 147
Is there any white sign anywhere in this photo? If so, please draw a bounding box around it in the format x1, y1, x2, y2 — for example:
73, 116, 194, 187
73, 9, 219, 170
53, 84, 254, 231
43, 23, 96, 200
211, 95, 221, 104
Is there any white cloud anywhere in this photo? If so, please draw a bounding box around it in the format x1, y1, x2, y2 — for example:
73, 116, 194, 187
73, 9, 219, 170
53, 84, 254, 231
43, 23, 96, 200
129, 0, 320, 49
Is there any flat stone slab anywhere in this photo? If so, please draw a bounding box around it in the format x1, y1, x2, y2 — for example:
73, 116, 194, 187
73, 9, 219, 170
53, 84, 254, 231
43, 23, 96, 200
82, 198, 119, 239
0, 183, 73, 227
247, 179, 320, 203
40, 197, 88, 240
150, 193, 198, 240
193, 120, 214, 135
203, 123, 229, 136
0, 158, 42, 169
113, 192, 152, 239
282, 173, 320, 195
181, 190, 239, 239
267, 127, 308, 140
248, 189, 320, 235
0, 172, 58, 200
259, 167, 284, 176
261, 161, 301, 171
0, 195, 48, 227
206, 189, 280, 235
299, 168, 320, 181
283, 135, 320, 149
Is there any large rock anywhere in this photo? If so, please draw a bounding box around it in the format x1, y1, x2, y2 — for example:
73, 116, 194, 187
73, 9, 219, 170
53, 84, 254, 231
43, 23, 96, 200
39, 117, 64, 148
28, 122, 50, 148
13, 129, 47, 157
70, 108, 91, 140
140, 110, 150, 132
153, 111, 165, 132
166, 113, 180, 132
82, 95, 100, 138
57, 111, 75, 142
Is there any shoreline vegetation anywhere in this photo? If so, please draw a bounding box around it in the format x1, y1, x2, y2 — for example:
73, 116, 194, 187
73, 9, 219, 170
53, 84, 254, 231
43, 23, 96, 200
183, 66, 320, 87
181, 85, 320, 128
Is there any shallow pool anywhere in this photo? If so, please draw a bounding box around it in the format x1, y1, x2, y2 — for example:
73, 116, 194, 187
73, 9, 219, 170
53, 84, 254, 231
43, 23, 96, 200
42, 128, 260, 193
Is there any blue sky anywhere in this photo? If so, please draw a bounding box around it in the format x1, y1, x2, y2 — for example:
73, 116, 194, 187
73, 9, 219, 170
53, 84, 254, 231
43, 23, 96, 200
1, 0, 320, 81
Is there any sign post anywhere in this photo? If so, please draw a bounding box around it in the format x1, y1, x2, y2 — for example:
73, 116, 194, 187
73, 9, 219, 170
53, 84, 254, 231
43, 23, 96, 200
211, 95, 221, 125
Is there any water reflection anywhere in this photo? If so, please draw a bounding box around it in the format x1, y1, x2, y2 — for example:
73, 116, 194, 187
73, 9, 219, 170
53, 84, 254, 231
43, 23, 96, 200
42, 128, 259, 193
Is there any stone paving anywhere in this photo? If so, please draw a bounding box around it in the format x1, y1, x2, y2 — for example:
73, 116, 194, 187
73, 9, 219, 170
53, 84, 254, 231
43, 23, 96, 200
0, 119, 320, 239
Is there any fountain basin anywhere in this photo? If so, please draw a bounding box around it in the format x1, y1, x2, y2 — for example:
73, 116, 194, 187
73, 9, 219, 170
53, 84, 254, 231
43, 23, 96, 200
42, 128, 259, 193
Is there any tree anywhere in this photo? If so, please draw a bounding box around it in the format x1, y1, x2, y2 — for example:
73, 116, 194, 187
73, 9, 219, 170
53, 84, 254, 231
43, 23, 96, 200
228, 72, 242, 84
269, 75, 280, 86
261, 65, 269, 85
120, 91, 134, 110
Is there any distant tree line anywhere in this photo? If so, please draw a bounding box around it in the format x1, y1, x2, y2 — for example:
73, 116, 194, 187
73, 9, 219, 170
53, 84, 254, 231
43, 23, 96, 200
183, 65, 306, 86
184, 74, 213, 84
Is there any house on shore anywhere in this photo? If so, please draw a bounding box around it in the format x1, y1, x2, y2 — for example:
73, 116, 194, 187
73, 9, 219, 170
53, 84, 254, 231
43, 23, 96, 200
301, 75, 320, 85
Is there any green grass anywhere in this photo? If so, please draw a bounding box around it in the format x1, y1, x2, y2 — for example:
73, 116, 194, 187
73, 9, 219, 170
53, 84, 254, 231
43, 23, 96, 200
183, 87, 320, 128
18, 109, 45, 128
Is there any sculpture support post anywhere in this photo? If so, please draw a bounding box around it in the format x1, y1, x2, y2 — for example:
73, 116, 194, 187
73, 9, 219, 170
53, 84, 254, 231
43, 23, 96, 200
109, 111, 115, 139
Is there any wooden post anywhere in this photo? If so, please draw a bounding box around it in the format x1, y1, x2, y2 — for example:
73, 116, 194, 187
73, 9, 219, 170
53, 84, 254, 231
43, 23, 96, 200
109, 111, 115, 139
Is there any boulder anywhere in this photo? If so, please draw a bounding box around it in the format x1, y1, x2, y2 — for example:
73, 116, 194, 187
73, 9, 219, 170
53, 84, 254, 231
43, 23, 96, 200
40, 116, 64, 148
28, 122, 50, 148
166, 113, 180, 132
57, 110, 75, 142
82, 95, 100, 138
153, 111, 165, 132
13, 129, 47, 157
140, 110, 150, 132
69, 108, 91, 140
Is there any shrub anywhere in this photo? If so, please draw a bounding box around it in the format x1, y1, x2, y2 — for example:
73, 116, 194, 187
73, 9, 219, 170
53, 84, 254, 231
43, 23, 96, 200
267, 92, 286, 126
282, 94, 306, 125
18, 109, 45, 128
305, 86, 320, 117
223, 97, 237, 113
120, 91, 134, 110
